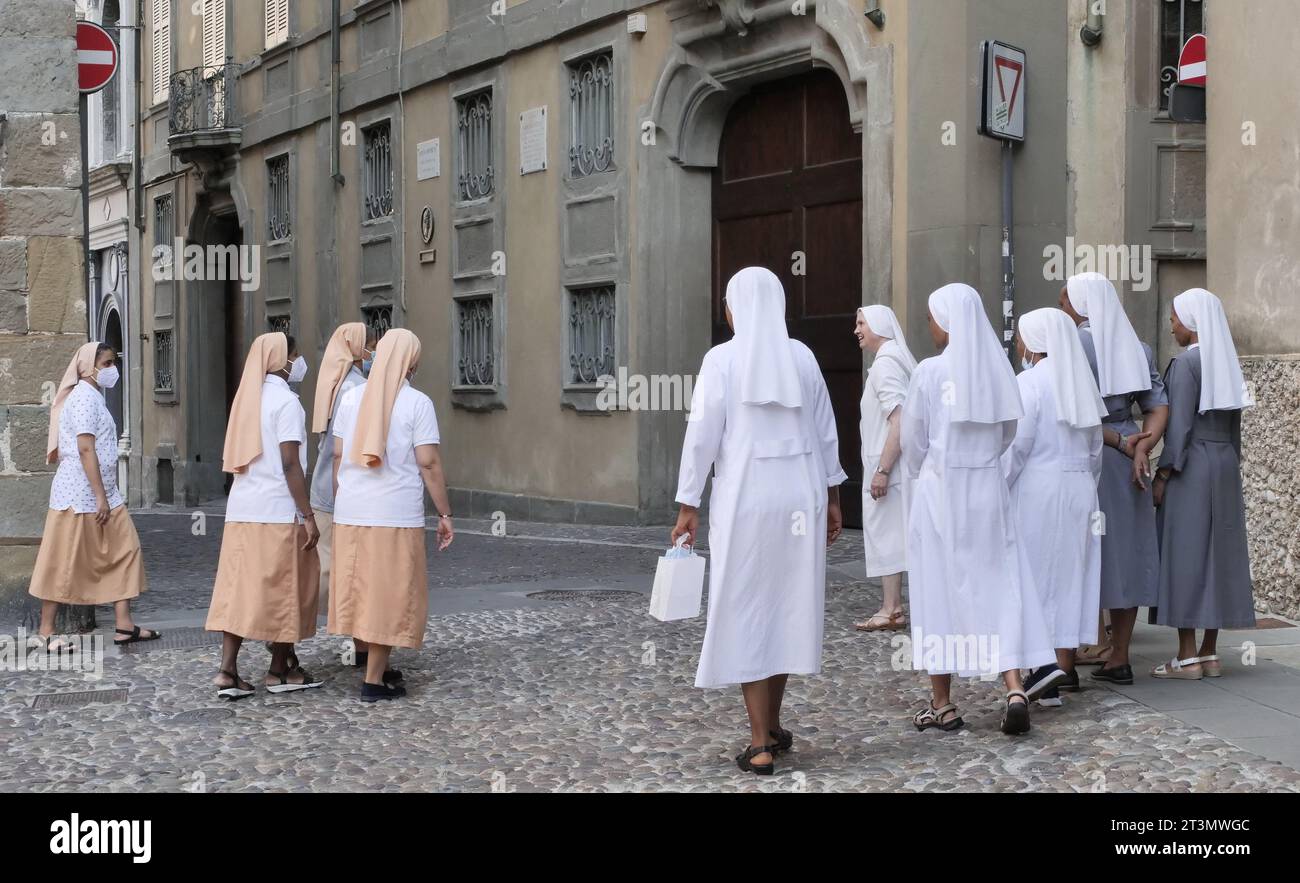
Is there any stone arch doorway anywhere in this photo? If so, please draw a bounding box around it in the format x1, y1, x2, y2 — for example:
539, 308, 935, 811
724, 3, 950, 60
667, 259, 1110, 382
184, 200, 246, 504
99, 304, 125, 435
634, 0, 892, 523
711, 68, 865, 524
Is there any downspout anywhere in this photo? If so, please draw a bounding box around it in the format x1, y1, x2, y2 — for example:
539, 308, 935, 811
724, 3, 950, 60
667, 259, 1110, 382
1080, 6, 1103, 47
331, 0, 343, 184
134, 0, 145, 233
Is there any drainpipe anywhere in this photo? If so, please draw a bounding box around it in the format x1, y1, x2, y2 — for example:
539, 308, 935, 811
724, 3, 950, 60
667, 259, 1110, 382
134, 0, 145, 232
331, 0, 343, 185
1080, 6, 1103, 47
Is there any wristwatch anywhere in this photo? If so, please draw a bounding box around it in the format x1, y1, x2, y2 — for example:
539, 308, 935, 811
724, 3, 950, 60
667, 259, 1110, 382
875, 466, 889, 476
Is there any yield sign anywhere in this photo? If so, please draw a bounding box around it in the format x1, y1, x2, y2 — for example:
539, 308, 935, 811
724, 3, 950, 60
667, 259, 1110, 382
994, 55, 1024, 122
980, 41, 1026, 142
77, 21, 119, 94
1178, 33, 1207, 86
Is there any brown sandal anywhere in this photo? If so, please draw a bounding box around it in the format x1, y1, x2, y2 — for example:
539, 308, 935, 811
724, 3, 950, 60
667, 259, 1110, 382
856, 611, 907, 632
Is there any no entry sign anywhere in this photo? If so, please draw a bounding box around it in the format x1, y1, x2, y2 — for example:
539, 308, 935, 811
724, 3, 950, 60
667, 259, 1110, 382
1178, 33, 1207, 86
77, 21, 119, 94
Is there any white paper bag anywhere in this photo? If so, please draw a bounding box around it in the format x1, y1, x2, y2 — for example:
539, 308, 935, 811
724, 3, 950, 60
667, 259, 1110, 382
648, 540, 706, 622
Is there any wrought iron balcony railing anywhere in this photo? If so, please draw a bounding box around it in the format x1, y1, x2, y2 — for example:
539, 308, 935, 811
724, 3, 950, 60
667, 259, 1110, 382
169, 64, 239, 136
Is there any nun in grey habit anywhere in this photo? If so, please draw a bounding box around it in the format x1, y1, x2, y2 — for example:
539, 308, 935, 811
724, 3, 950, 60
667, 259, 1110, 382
1149, 289, 1255, 680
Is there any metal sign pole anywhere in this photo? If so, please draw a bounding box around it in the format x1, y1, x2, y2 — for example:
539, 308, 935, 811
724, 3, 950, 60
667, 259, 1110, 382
1001, 139, 1015, 365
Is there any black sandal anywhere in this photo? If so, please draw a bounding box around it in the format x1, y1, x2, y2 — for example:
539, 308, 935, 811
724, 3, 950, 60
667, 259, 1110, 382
266, 666, 324, 694
769, 727, 794, 753
216, 669, 255, 701
735, 744, 776, 776
1000, 690, 1031, 735
114, 625, 161, 646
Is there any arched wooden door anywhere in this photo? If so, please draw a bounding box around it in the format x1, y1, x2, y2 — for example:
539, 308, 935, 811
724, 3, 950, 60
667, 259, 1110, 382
712, 69, 865, 526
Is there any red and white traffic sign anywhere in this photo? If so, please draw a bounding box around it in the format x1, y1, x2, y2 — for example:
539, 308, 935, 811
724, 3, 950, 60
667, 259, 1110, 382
77, 21, 119, 94
979, 41, 1027, 142
1178, 33, 1206, 86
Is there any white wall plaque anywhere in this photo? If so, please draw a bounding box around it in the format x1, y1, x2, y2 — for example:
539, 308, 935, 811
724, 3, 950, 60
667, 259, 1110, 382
520, 106, 547, 175
416, 138, 441, 180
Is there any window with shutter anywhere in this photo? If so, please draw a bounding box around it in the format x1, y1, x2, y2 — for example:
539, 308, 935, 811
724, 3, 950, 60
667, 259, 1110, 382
265, 0, 289, 50
202, 0, 227, 74
151, 0, 171, 105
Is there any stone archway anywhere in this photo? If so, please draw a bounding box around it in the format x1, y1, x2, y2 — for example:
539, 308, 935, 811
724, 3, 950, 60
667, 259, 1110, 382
634, 0, 894, 519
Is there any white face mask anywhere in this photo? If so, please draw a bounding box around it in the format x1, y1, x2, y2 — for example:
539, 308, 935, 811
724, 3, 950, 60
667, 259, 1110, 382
286, 356, 308, 384
97, 365, 120, 389
1021, 357, 1034, 372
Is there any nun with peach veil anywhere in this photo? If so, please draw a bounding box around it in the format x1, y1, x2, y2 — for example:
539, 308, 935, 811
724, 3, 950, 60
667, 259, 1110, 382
206, 332, 322, 700
901, 284, 1054, 736
328, 328, 455, 703
671, 266, 847, 776
1150, 289, 1254, 680
29, 341, 158, 652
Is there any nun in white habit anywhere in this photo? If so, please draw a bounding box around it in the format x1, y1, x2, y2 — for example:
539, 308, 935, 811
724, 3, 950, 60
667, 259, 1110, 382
1003, 308, 1107, 704
673, 266, 847, 776
901, 284, 1055, 736
1150, 289, 1254, 679
853, 305, 916, 632
1060, 273, 1169, 686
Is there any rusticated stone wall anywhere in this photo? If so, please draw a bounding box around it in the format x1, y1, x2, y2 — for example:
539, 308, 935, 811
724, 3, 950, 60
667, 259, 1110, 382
1240, 356, 1300, 621
0, 0, 86, 623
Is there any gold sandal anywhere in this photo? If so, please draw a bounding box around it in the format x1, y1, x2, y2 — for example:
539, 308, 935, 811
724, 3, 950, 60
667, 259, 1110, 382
856, 611, 907, 631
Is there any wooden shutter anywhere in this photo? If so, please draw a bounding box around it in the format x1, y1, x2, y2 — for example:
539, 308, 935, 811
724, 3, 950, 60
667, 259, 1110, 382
202, 0, 227, 73
265, 0, 289, 50
151, 0, 171, 104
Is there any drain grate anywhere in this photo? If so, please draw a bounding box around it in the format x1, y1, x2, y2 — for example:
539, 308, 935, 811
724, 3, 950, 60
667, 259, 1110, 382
526, 589, 644, 602
171, 708, 235, 724
117, 627, 221, 653
31, 688, 129, 709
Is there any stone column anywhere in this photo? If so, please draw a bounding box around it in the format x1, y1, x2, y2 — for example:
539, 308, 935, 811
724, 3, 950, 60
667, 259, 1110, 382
0, 0, 93, 630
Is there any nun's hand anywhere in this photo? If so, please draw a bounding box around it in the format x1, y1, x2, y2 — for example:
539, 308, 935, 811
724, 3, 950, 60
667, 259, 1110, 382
94, 497, 110, 526
870, 471, 889, 501
436, 516, 454, 551
826, 501, 843, 546
671, 506, 698, 548
302, 516, 320, 551
1152, 474, 1167, 507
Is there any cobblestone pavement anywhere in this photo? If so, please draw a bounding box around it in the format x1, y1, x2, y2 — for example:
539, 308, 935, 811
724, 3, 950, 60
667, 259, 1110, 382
2, 512, 1298, 793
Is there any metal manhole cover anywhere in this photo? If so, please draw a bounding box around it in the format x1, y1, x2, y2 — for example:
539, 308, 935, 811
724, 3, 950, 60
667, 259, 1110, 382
118, 627, 221, 653
171, 708, 235, 724
31, 688, 129, 709
526, 589, 644, 602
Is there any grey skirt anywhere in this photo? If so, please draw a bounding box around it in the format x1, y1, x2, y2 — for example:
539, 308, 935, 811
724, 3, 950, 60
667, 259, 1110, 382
1096, 446, 1159, 609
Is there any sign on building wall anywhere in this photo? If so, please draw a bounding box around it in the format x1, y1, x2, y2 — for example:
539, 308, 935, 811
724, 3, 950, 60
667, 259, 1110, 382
520, 106, 548, 175
979, 41, 1026, 142
417, 138, 441, 180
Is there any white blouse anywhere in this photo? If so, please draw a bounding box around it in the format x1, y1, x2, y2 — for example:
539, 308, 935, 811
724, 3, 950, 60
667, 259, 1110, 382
224, 375, 309, 524
49, 381, 123, 513
333, 381, 441, 529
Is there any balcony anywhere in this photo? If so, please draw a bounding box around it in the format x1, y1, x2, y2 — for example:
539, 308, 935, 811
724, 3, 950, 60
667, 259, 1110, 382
167, 64, 242, 164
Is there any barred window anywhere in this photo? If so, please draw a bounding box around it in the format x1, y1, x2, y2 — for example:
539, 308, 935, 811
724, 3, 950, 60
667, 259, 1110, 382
362, 304, 392, 341
568, 52, 615, 177
154, 330, 174, 392
1160, 0, 1205, 111
363, 122, 393, 221
267, 154, 291, 240
268, 314, 291, 334
456, 89, 494, 201
153, 195, 173, 246
456, 296, 495, 387
567, 285, 616, 385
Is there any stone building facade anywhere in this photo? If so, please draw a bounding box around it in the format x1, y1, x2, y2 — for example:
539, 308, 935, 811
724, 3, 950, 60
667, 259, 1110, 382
0, 0, 88, 619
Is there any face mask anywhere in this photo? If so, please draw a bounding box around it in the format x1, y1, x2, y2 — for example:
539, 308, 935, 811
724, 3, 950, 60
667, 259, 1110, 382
287, 356, 308, 384
1021, 357, 1034, 372
97, 365, 120, 389
361, 351, 374, 376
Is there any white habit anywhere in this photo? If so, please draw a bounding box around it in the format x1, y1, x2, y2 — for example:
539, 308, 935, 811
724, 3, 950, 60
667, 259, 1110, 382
858, 306, 915, 578
677, 268, 847, 689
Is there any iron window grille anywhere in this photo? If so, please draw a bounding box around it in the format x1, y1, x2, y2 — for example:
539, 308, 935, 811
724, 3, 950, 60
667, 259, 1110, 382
267, 155, 291, 241
456, 90, 495, 201
1160, 0, 1205, 111
268, 315, 291, 335
363, 122, 394, 221
568, 52, 615, 178
456, 296, 495, 387
154, 330, 174, 392
567, 285, 616, 385
362, 305, 393, 342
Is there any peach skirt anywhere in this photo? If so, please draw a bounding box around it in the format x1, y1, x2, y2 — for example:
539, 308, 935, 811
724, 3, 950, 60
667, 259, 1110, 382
28, 506, 146, 604
206, 522, 320, 643
327, 524, 428, 649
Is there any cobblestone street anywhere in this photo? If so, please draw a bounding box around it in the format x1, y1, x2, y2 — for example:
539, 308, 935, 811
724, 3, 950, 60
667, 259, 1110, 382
2, 510, 1299, 793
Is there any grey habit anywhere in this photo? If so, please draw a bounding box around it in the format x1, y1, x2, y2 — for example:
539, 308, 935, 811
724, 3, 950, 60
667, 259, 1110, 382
1078, 324, 1168, 609
1152, 346, 1254, 629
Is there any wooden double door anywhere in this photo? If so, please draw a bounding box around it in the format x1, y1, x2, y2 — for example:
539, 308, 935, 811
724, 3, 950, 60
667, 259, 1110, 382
711, 69, 865, 526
